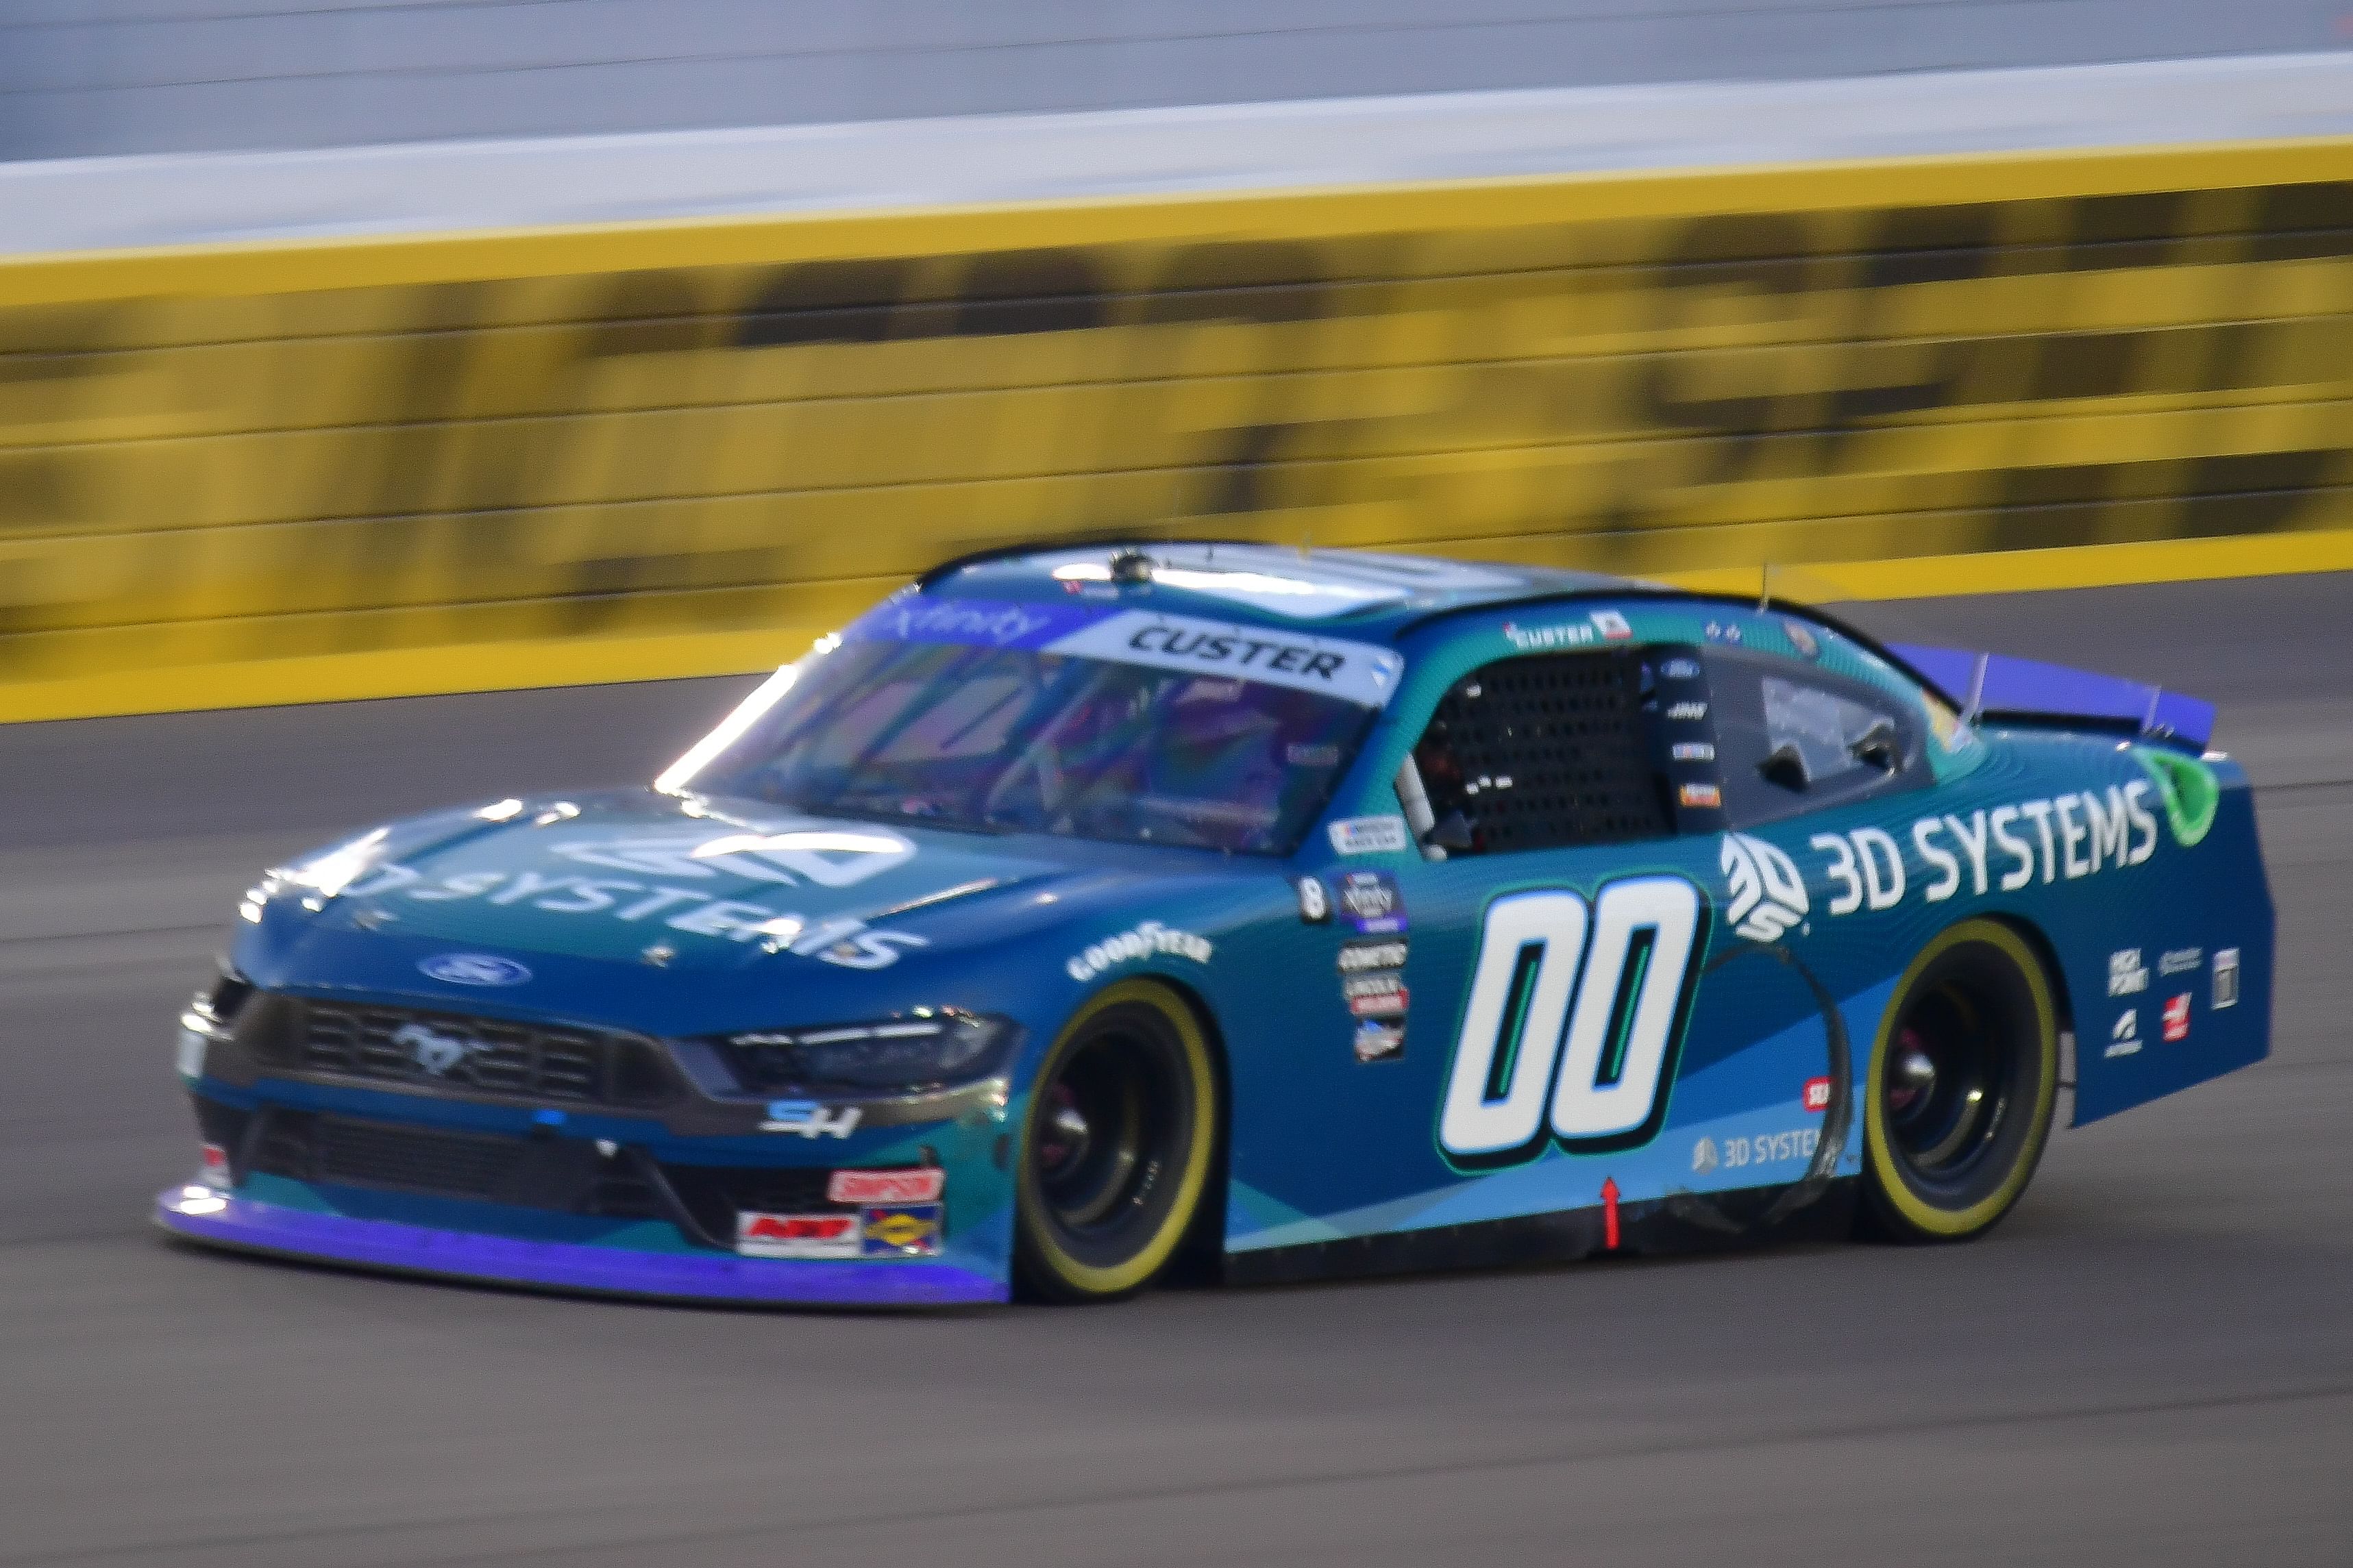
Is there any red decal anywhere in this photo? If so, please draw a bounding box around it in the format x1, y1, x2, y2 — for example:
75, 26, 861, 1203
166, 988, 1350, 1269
2163, 993, 2191, 1043
1601, 1176, 1621, 1251
828, 1167, 946, 1205
1802, 1077, 1833, 1113
742, 1214, 855, 1243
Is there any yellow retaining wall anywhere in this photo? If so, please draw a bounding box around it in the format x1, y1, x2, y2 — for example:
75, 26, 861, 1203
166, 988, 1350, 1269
3, 138, 2350, 722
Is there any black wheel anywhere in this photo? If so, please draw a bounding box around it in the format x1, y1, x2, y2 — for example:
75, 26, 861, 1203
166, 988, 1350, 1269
1014, 980, 1218, 1303
1858, 919, 2059, 1242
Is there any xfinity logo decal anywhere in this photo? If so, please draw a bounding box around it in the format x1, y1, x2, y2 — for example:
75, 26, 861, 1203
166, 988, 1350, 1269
417, 953, 530, 986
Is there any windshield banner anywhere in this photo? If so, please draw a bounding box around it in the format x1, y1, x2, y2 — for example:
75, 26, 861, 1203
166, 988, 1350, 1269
846, 597, 1405, 708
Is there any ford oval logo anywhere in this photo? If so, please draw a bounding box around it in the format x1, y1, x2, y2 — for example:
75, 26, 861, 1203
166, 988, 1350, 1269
418, 953, 531, 986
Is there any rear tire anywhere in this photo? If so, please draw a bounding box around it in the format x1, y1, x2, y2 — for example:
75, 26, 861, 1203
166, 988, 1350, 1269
1858, 919, 2059, 1243
1014, 981, 1218, 1303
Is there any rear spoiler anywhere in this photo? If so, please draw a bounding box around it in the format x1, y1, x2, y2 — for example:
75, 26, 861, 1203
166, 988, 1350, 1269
1890, 643, 2216, 751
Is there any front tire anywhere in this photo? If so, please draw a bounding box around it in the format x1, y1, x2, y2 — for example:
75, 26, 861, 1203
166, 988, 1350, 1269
1859, 919, 2060, 1243
1014, 980, 1218, 1303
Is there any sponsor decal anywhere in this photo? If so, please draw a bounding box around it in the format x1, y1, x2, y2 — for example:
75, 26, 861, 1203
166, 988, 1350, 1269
1591, 609, 1634, 641
828, 1167, 946, 1206
848, 595, 1087, 651
380, 856, 935, 962
1704, 620, 1742, 644
2162, 993, 2191, 1043
1502, 619, 1596, 652
1065, 919, 1214, 983
1343, 971, 1409, 1018
1662, 658, 1701, 680
1353, 1019, 1405, 1063
760, 1100, 863, 1138
1338, 939, 1409, 973
2213, 948, 2241, 1009
1714, 1128, 1820, 1169
1286, 742, 1342, 767
2108, 949, 2150, 997
737, 1211, 861, 1260
1295, 875, 1331, 923
1666, 701, 1708, 722
1043, 610, 1405, 707
1802, 1076, 1834, 1113
1721, 832, 1808, 943
1679, 782, 1722, 810
1783, 619, 1819, 658
1670, 741, 1716, 762
1335, 871, 1407, 934
1692, 1136, 1719, 1174
417, 952, 530, 987
2106, 1009, 2141, 1059
861, 1203, 944, 1257
2132, 746, 2219, 848
1909, 786, 2158, 908
2158, 947, 2202, 976
393, 1021, 480, 1077
199, 1143, 233, 1189
1328, 814, 1410, 855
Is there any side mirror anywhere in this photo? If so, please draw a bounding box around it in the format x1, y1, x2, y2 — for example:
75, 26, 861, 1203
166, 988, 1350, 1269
1422, 812, 1477, 852
1850, 719, 1901, 771
1759, 743, 1809, 792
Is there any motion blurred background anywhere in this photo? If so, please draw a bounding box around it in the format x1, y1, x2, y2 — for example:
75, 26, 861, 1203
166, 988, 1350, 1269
3, 6, 2352, 1565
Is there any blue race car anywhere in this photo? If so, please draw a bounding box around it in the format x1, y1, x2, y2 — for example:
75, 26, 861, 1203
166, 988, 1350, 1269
159, 544, 2274, 1304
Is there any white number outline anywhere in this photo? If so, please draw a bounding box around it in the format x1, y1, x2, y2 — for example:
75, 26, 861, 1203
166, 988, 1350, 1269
1437, 875, 1708, 1166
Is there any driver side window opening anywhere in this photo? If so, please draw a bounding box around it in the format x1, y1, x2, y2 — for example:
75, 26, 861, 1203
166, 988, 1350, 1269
1708, 650, 1925, 828
1403, 647, 1701, 859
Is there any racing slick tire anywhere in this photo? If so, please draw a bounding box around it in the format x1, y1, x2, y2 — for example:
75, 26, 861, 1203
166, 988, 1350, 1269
1014, 980, 1218, 1304
1858, 919, 2060, 1243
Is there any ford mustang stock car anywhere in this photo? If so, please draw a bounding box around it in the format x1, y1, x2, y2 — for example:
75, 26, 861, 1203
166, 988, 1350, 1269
158, 543, 2273, 1304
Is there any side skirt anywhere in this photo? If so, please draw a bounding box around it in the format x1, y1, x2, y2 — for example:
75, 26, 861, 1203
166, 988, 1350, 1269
1222, 1177, 1858, 1288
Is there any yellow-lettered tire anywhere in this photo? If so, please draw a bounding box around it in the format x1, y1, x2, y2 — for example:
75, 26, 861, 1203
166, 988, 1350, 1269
1859, 919, 2060, 1243
1014, 980, 1219, 1303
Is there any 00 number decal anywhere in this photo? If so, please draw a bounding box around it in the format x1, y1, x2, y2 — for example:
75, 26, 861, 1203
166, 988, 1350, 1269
1438, 877, 1707, 1163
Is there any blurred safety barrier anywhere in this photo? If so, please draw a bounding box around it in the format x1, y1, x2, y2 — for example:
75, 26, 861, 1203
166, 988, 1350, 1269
2, 138, 2351, 721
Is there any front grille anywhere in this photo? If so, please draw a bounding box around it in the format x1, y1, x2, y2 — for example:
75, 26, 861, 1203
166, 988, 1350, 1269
248, 1109, 662, 1219
659, 1163, 839, 1245
275, 1003, 678, 1108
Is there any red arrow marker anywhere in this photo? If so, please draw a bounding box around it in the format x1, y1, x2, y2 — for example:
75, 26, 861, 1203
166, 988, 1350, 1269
1601, 1177, 1621, 1251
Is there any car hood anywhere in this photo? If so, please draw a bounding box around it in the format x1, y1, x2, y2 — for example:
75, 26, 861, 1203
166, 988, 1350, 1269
236, 788, 1261, 1032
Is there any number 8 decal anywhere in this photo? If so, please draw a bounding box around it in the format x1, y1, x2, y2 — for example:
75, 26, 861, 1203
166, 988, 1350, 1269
1439, 876, 1707, 1164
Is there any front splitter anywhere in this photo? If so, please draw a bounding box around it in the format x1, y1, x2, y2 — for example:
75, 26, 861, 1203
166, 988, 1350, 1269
154, 1186, 1007, 1306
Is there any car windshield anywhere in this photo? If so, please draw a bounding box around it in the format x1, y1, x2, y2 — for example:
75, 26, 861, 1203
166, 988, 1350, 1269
679, 638, 1379, 855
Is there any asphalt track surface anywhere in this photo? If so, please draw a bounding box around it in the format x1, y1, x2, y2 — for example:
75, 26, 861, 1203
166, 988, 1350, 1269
1, 573, 2348, 1567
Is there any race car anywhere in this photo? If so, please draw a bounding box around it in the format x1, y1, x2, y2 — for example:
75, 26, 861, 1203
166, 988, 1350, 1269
157, 543, 2274, 1304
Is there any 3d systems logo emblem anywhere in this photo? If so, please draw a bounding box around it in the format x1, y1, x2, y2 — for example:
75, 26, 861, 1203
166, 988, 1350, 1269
1720, 833, 1808, 943
418, 953, 532, 986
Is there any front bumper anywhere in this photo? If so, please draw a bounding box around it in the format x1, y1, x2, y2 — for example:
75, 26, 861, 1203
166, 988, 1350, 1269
156, 1183, 1005, 1305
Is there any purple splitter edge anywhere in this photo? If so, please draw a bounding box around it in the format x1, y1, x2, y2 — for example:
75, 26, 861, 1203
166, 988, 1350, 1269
154, 1186, 1007, 1306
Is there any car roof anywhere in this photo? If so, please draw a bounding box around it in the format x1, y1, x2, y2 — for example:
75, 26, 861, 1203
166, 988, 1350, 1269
920, 540, 1649, 642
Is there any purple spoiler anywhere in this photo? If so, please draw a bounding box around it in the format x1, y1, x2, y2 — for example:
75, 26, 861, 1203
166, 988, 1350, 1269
1890, 643, 2215, 750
